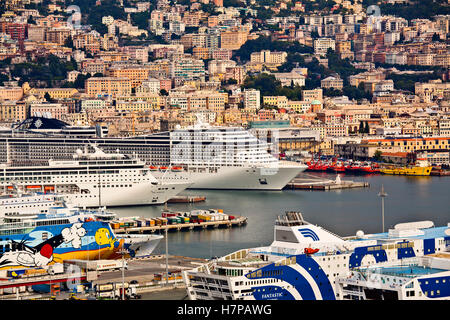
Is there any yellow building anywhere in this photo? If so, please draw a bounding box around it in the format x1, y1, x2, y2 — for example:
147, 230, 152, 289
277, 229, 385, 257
250, 50, 287, 67
85, 77, 131, 98
364, 137, 450, 153
0, 103, 27, 121
28, 88, 79, 99
220, 30, 248, 50
287, 100, 311, 113
106, 65, 152, 88
263, 96, 288, 109
0, 86, 23, 101
115, 99, 160, 112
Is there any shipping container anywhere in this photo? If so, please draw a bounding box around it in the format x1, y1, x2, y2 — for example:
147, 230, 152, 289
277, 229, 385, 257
162, 212, 177, 218
25, 268, 47, 277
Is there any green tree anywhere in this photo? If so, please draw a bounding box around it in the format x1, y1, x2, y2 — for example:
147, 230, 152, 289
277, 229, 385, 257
44, 92, 52, 102
64, 35, 74, 48
374, 150, 383, 161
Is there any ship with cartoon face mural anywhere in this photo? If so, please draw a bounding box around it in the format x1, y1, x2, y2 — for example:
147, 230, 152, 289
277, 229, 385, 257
0, 207, 162, 270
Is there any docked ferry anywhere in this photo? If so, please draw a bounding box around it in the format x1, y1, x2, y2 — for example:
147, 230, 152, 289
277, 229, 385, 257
0, 145, 191, 207
0, 206, 163, 270
183, 212, 450, 300
0, 191, 68, 219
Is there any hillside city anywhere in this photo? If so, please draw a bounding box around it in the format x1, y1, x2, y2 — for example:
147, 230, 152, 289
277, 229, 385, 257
0, 0, 449, 166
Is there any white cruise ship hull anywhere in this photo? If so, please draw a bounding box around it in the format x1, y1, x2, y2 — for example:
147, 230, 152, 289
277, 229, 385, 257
63, 181, 191, 207
154, 163, 307, 190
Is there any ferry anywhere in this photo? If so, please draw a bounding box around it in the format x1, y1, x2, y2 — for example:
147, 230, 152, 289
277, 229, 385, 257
380, 158, 432, 176
0, 206, 163, 270
183, 211, 450, 300
0, 189, 69, 219
336, 253, 450, 300
0, 145, 191, 207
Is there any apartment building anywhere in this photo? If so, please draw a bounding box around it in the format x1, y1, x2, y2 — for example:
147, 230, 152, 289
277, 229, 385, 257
0, 86, 23, 101
243, 89, 261, 110
220, 29, 248, 50
250, 50, 287, 67
85, 77, 132, 98
321, 76, 344, 89
314, 38, 335, 55
106, 64, 152, 88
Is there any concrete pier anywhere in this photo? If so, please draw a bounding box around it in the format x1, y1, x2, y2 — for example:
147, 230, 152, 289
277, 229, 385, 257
285, 175, 369, 191
113, 216, 248, 234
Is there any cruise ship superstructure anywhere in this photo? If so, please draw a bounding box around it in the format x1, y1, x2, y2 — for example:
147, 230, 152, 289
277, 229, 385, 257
0, 145, 191, 207
0, 117, 306, 191
183, 212, 450, 300
153, 123, 307, 190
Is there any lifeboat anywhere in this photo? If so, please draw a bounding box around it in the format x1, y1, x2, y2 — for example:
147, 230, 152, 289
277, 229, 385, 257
26, 185, 42, 189
171, 166, 183, 172
43, 186, 55, 193
149, 165, 158, 171
304, 248, 319, 255
159, 166, 169, 171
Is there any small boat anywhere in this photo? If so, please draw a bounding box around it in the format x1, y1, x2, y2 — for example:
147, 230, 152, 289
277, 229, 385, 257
333, 161, 346, 173
380, 161, 432, 176
347, 161, 361, 174
304, 248, 319, 255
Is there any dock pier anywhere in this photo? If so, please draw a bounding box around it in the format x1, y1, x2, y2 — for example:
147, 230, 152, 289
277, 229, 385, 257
113, 216, 248, 234
285, 174, 369, 191
167, 195, 206, 203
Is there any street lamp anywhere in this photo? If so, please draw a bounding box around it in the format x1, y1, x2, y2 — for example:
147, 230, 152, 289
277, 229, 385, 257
165, 213, 169, 287
118, 248, 127, 300
378, 184, 388, 233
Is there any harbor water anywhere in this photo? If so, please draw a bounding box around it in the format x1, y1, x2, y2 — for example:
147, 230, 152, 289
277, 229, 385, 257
111, 173, 450, 259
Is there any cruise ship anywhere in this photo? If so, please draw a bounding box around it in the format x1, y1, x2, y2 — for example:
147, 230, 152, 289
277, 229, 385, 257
183, 212, 450, 300
0, 145, 191, 207
152, 122, 307, 190
0, 117, 306, 190
0, 206, 163, 270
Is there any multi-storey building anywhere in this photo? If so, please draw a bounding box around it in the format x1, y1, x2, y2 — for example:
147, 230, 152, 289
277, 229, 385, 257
0, 102, 27, 121
250, 50, 287, 67
85, 77, 132, 98
106, 64, 152, 88
171, 57, 205, 80
29, 103, 69, 120
220, 29, 248, 50
0, 86, 23, 101
314, 38, 335, 55
321, 76, 343, 90
243, 89, 261, 110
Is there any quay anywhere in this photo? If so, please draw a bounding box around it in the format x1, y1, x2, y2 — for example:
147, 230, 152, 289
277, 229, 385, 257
167, 195, 206, 203
285, 175, 369, 191
113, 216, 248, 234
431, 169, 450, 176
0, 255, 205, 300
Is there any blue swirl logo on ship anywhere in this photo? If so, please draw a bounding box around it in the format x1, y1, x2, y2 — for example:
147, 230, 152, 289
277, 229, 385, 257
298, 228, 320, 241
